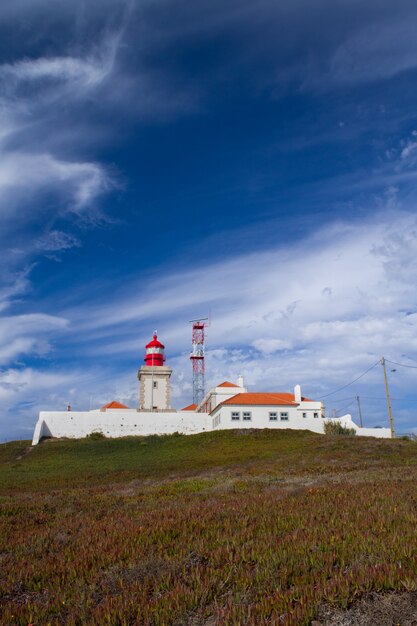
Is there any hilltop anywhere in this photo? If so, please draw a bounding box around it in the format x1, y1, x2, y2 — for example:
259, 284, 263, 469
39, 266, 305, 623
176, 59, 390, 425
1, 430, 416, 624
0, 429, 413, 493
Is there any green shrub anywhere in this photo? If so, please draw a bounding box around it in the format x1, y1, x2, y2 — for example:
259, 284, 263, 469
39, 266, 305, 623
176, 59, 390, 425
86, 430, 106, 440
324, 421, 356, 436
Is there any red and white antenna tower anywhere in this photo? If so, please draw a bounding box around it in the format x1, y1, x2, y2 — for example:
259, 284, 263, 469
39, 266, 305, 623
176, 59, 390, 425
189, 317, 208, 406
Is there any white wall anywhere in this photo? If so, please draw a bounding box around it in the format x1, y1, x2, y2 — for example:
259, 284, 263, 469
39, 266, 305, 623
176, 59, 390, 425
332, 414, 392, 438
31, 408, 392, 445
32, 409, 212, 445
211, 406, 392, 438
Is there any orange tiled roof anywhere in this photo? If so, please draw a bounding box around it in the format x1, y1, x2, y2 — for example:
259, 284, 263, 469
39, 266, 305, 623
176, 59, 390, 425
218, 381, 239, 388
181, 403, 197, 411
220, 392, 314, 407
101, 400, 129, 409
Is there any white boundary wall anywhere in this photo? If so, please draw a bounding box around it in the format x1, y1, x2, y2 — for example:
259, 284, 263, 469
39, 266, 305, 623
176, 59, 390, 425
32, 410, 212, 445
211, 405, 391, 438
32, 409, 391, 445
333, 414, 391, 438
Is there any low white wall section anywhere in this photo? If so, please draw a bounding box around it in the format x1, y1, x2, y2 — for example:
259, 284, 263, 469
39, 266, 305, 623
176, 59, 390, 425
211, 407, 392, 438
331, 415, 392, 438
32, 410, 211, 445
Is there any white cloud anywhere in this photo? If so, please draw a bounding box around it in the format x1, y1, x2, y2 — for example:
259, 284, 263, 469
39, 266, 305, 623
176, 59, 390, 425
0, 55, 111, 88
0, 268, 31, 313
0, 30, 123, 263
0, 152, 113, 213
0, 313, 68, 364
401, 141, 417, 160
252, 338, 293, 354
302, 12, 417, 88
0, 367, 83, 399
35, 230, 81, 252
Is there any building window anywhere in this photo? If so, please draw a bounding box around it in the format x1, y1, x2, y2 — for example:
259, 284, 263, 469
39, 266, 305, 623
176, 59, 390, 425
280, 412, 289, 421
302, 412, 307, 418
313, 412, 318, 418
153, 381, 158, 389
269, 412, 278, 421
231, 411, 240, 421
242, 411, 252, 421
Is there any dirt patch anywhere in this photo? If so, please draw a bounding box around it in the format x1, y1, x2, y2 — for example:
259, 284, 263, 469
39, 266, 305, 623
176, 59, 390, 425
15, 446, 34, 462
92, 558, 179, 605
314, 591, 417, 625
184, 551, 209, 572
3, 581, 50, 606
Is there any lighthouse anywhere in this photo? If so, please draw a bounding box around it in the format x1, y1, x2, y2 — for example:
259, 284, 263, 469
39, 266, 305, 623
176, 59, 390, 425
138, 331, 173, 411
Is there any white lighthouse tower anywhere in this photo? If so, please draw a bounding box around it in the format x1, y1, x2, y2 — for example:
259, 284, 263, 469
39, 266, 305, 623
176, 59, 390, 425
138, 331, 172, 411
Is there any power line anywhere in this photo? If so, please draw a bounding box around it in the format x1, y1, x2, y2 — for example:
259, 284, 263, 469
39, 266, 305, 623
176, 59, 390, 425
359, 395, 403, 401
385, 358, 417, 370
335, 399, 356, 414
320, 360, 380, 399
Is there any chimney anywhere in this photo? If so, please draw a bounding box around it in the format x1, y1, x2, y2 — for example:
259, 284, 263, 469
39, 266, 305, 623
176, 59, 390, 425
237, 375, 244, 388
294, 384, 301, 403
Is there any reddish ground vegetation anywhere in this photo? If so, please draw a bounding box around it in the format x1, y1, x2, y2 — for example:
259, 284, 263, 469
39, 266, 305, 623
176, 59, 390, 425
0, 430, 416, 624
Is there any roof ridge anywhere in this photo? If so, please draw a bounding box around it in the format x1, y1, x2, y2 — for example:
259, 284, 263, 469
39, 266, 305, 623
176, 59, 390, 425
101, 400, 129, 409
211, 391, 314, 412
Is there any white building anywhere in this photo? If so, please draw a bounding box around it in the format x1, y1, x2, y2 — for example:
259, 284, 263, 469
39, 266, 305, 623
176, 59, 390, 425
210, 386, 325, 433
31, 333, 392, 444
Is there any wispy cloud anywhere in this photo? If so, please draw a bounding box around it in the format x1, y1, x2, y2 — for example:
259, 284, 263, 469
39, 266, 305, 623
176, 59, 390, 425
49, 211, 417, 406
0, 268, 32, 313
0, 313, 68, 365
35, 230, 81, 253
0, 55, 112, 89
0, 14, 128, 277
2, 210, 417, 438
0, 152, 114, 215
325, 15, 417, 86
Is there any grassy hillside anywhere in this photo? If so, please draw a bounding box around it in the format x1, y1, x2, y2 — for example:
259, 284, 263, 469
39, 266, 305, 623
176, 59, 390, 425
1, 430, 416, 625
0, 429, 415, 493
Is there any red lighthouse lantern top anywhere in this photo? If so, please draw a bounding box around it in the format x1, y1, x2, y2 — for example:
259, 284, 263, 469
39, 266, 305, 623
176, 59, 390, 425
144, 331, 166, 366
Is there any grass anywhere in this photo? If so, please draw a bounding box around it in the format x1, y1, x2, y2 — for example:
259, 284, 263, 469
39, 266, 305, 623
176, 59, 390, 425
0, 429, 416, 624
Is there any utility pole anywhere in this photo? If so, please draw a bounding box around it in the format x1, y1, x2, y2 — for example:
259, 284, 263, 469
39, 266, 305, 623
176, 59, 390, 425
381, 357, 395, 438
332, 408, 337, 418
356, 395, 363, 427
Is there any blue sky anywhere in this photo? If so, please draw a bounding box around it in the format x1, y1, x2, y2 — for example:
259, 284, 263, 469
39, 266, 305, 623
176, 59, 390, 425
1, 0, 417, 440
